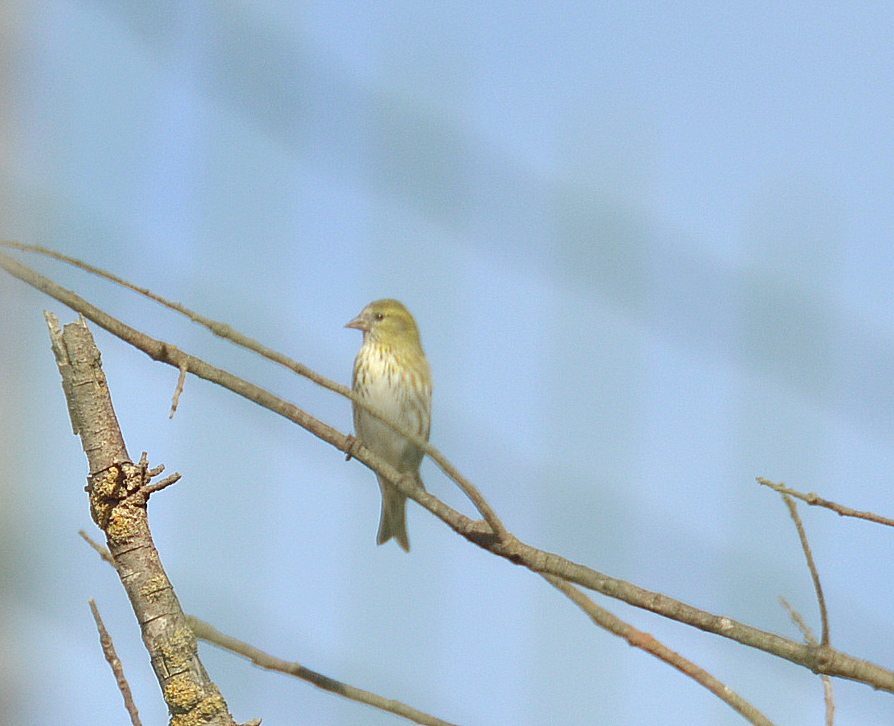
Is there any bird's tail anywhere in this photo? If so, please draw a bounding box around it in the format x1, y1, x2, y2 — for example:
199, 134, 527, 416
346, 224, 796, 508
376, 474, 424, 552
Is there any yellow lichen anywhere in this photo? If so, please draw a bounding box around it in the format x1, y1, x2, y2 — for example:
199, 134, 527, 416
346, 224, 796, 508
163, 673, 204, 711
167, 688, 232, 725
140, 575, 170, 602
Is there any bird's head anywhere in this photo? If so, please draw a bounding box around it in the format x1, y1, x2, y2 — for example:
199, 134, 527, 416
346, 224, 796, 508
345, 299, 422, 347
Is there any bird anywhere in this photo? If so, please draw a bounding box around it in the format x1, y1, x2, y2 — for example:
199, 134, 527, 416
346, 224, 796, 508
346, 299, 432, 551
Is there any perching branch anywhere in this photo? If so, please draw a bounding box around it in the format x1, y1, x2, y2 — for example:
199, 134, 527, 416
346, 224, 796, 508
46, 313, 241, 726
0, 242, 507, 539
6, 249, 894, 699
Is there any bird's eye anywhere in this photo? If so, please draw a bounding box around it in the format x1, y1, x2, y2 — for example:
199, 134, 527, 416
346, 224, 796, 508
374, 312, 385, 321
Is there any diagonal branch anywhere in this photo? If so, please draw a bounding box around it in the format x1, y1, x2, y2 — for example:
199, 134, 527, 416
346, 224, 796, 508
89, 599, 144, 726
758, 478, 894, 528
188, 617, 461, 726
47, 313, 242, 726
545, 576, 777, 726
5, 251, 894, 696
0, 242, 507, 539
80, 531, 452, 726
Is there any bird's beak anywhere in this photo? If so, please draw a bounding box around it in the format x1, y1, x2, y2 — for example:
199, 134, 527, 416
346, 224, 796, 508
345, 314, 369, 332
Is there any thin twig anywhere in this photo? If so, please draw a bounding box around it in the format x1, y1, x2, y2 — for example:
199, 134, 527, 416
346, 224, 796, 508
781, 494, 830, 646
780, 598, 835, 726
188, 617, 460, 726
821, 674, 836, 726
79, 529, 117, 567
78, 535, 455, 726
779, 598, 815, 646
758, 478, 894, 528
143, 472, 183, 495
89, 599, 144, 726
545, 575, 777, 726
170, 362, 188, 418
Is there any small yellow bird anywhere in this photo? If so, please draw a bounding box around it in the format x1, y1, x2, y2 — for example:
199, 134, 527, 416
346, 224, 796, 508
346, 299, 432, 551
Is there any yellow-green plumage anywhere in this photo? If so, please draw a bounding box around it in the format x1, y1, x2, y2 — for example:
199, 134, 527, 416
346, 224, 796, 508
346, 299, 432, 551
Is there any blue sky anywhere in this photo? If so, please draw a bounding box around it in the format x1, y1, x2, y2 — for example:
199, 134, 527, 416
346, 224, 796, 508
2, 2, 893, 725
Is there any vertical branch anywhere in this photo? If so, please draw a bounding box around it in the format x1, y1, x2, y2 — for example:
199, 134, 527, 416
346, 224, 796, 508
780, 598, 835, 725
782, 494, 830, 646
46, 312, 130, 473
47, 313, 242, 726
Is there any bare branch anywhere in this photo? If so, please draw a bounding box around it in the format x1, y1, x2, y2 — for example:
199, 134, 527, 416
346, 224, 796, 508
781, 494, 830, 646
79, 529, 117, 567
780, 598, 816, 646
80, 532, 455, 725
170, 362, 188, 418
45, 310, 129, 474
758, 478, 894, 528
47, 314, 241, 726
143, 472, 183, 495
1, 243, 507, 539
189, 617, 461, 726
545, 576, 777, 726
780, 598, 835, 726
5, 251, 893, 696
89, 599, 144, 726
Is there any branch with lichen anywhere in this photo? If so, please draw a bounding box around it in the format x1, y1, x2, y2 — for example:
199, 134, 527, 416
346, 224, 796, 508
46, 312, 245, 726
5, 245, 894, 718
